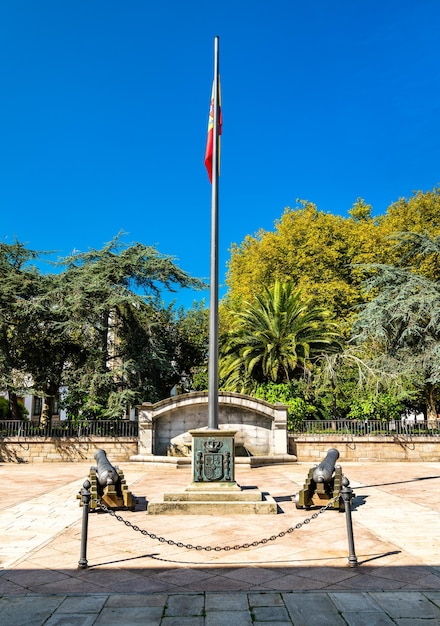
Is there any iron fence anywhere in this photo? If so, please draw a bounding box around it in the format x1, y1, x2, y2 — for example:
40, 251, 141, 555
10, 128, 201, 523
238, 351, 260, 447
0, 419, 139, 438
291, 419, 440, 436
2, 417, 439, 439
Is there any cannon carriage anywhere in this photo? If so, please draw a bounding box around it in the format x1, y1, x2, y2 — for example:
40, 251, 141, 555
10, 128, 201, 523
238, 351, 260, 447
78, 449, 136, 511
295, 448, 345, 511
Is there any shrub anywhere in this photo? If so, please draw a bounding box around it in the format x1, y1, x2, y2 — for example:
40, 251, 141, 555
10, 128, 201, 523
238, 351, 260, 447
0, 397, 9, 419
0, 397, 28, 420
17, 400, 29, 420
347, 392, 405, 421
253, 382, 317, 430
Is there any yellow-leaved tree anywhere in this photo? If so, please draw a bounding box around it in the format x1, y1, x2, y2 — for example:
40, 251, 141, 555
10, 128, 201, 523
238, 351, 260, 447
224, 199, 383, 327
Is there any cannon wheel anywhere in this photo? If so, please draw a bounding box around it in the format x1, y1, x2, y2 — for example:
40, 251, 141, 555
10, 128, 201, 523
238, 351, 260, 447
338, 496, 345, 512
294, 492, 302, 509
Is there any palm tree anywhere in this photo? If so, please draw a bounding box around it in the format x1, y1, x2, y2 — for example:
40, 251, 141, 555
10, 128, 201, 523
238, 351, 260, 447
220, 281, 342, 392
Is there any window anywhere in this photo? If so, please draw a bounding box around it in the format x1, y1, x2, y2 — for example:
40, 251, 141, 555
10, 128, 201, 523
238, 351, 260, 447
33, 397, 42, 416
33, 396, 60, 416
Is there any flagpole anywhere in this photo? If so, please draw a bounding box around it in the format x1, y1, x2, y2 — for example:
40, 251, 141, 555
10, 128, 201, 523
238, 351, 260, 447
208, 35, 220, 430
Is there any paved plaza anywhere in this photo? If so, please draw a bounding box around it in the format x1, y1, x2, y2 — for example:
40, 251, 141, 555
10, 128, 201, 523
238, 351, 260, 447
1, 460, 440, 624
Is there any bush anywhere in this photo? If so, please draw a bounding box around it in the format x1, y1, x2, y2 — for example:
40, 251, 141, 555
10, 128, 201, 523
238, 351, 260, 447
0, 397, 28, 420
347, 392, 405, 421
253, 382, 317, 430
17, 400, 29, 420
0, 397, 9, 419
285, 397, 317, 430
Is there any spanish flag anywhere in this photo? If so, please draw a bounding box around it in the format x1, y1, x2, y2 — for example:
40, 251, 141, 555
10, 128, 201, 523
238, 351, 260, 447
204, 78, 222, 183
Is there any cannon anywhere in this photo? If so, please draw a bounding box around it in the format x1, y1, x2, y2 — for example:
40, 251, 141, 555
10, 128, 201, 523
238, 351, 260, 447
78, 449, 136, 511
295, 448, 345, 511
94, 448, 120, 487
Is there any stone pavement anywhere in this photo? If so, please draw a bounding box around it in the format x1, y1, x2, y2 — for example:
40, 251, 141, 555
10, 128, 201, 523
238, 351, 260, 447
1, 460, 440, 624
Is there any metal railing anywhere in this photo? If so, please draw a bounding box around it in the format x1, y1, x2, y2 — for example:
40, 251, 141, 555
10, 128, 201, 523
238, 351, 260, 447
2, 417, 439, 439
0, 419, 139, 438
291, 419, 440, 436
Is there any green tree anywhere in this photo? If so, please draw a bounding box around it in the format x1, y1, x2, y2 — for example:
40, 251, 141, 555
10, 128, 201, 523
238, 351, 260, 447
112, 299, 209, 404
173, 300, 209, 391
0, 241, 52, 420
253, 381, 317, 430
220, 281, 342, 392
354, 232, 440, 421
347, 392, 406, 422
0, 237, 206, 422
0, 397, 9, 418
311, 347, 380, 420
55, 236, 204, 418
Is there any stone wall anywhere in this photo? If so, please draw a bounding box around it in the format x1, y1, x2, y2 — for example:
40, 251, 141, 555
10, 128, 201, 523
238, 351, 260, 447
136, 392, 289, 458
289, 435, 440, 462
155, 406, 272, 456
3, 433, 439, 464
0, 438, 138, 463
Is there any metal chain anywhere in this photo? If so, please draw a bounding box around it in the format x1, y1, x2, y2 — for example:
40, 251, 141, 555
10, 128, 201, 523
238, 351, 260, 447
92, 496, 339, 552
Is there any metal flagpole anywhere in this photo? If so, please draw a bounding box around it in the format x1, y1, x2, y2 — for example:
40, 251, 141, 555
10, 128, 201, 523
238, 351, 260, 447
208, 36, 220, 430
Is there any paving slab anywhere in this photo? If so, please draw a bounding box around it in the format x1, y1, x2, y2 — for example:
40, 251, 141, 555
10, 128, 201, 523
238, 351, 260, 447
93, 605, 164, 625
248, 591, 285, 606
205, 591, 249, 610
338, 612, 395, 626
370, 590, 440, 619
283, 591, 347, 625
205, 610, 253, 625
330, 591, 385, 612
164, 592, 205, 616
1, 461, 440, 624
55, 595, 108, 613
160, 617, 204, 626
0, 595, 65, 626
45, 612, 98, 626
252, 604, 292, 621
425, 590, 440, 607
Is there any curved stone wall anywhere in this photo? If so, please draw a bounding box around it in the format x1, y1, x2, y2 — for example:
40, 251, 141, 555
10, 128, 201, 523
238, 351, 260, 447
136, 391, 289, 458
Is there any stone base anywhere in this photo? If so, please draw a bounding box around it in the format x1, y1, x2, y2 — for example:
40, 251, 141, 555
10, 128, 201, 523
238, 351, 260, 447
130, 454, 297, 467
185, 480, 243, 494
147, 482, 278, 515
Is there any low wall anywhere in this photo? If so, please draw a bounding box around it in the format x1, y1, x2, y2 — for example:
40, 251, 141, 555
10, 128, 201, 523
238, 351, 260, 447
289, 435, 440, 462
3, 434, 439, 463
0, 438, 138, 463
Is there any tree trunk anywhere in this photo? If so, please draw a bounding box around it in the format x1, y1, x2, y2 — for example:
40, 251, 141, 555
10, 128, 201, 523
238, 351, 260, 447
427, 384, 437, 428
9, 391, 20, 420
40, 400, 51, 428
331, 378, 337, 420
40, 381, 58, 428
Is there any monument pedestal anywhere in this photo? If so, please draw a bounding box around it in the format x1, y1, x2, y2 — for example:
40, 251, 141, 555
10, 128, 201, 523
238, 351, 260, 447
147, 429, 277, 515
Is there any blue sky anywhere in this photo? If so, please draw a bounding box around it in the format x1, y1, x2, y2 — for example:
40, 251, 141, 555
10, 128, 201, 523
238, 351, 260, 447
1, 1, 439, 307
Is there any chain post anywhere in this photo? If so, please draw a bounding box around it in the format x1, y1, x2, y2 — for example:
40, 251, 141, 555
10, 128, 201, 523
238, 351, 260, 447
340, 476, 358, 568
78, 479, 91, 570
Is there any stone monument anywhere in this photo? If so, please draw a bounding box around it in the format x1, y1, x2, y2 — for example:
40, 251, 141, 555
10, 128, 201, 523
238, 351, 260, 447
147, 429, 277, 514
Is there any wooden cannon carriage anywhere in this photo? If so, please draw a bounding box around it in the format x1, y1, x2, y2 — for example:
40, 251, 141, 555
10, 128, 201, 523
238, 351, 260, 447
78, 449, 136, 511
295, 448, 345, 511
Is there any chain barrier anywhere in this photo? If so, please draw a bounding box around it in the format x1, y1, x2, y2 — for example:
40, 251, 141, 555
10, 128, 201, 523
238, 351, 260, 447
91, 496, 339, 552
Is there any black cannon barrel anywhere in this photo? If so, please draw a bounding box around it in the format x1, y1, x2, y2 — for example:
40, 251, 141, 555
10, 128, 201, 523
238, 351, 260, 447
94, 449, 119, 487
312, 448, 340, 483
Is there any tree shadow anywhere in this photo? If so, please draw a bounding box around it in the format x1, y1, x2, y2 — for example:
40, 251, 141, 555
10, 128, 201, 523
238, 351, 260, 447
360, 475, 440, 489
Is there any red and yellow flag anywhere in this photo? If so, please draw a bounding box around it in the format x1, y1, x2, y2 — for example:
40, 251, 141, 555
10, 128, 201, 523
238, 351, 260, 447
204, 78, 222, 183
